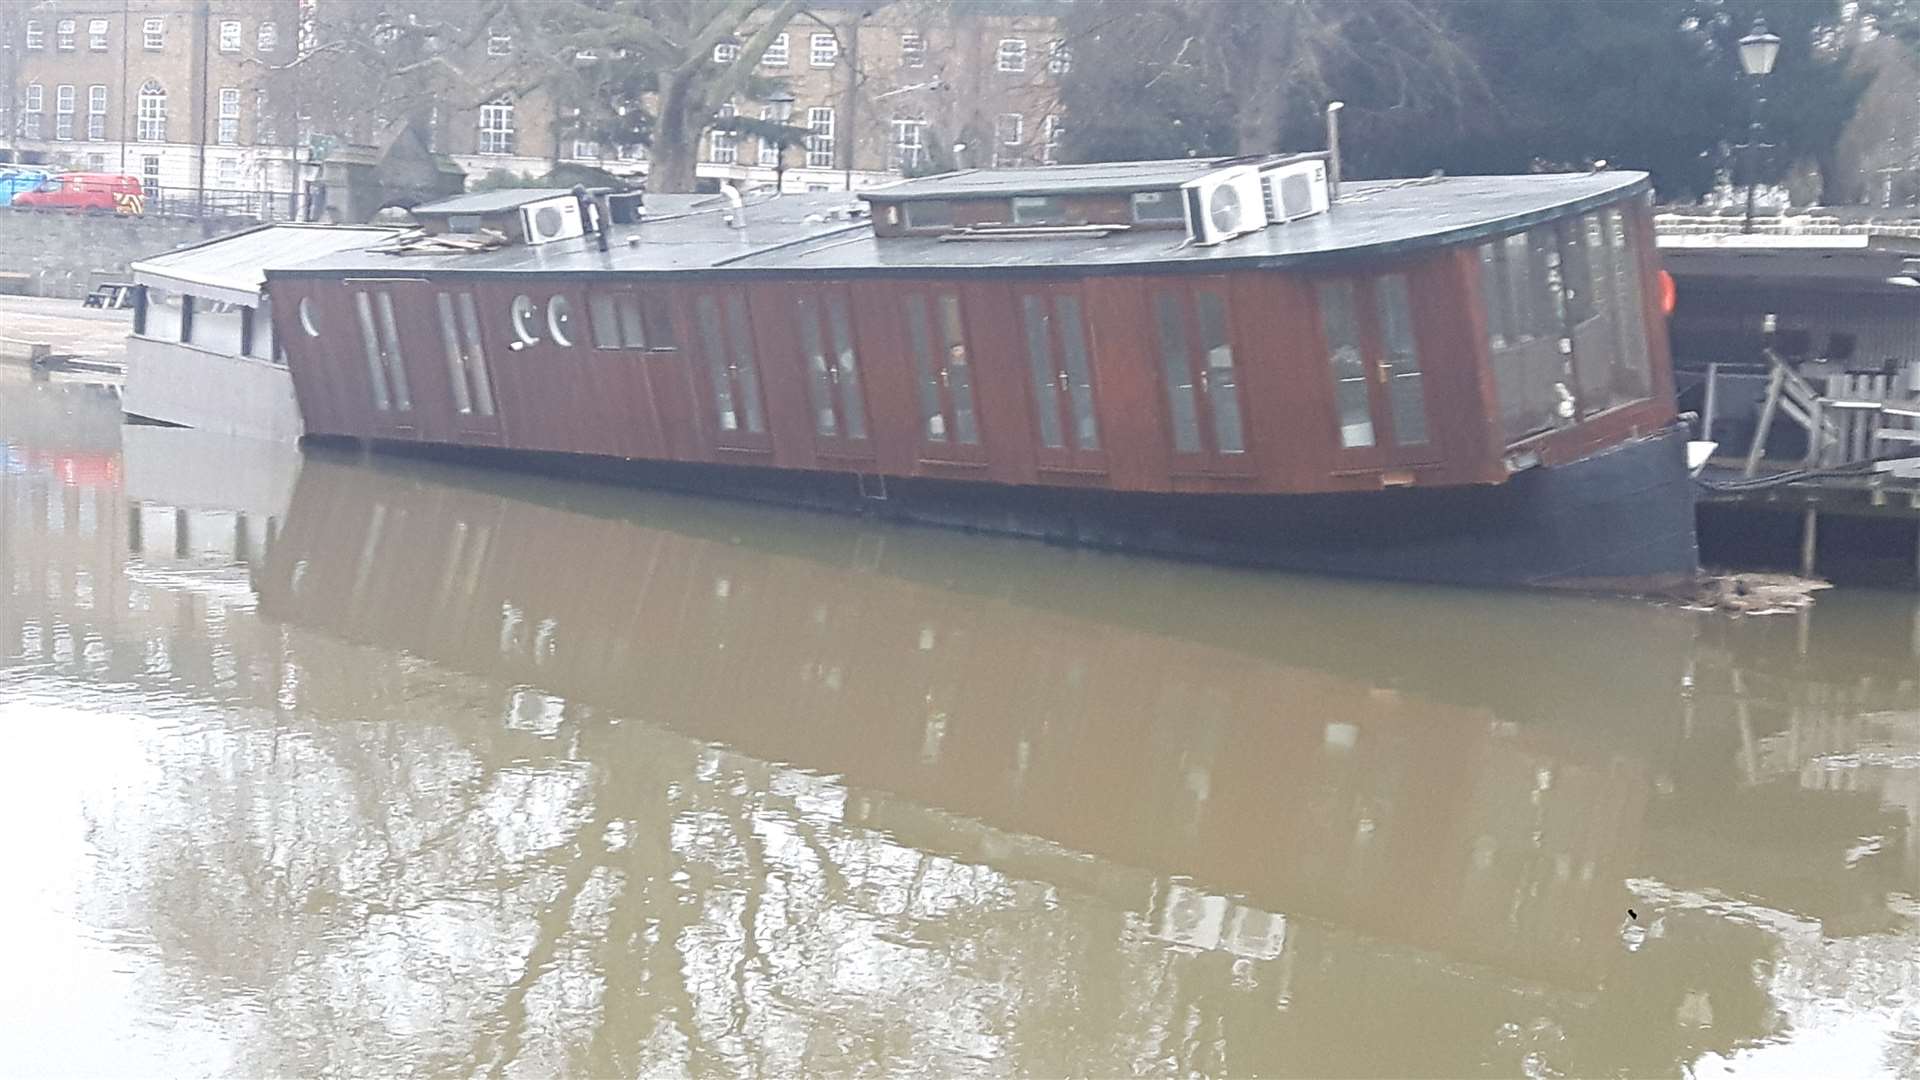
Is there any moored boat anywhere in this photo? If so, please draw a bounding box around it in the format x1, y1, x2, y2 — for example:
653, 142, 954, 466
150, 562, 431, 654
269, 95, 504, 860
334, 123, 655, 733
263, 157, 1698, 591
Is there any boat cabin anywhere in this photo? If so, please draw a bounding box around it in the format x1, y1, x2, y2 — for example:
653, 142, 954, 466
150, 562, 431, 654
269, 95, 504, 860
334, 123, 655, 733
266, 159, 1674, 499
125, 224, 395, 442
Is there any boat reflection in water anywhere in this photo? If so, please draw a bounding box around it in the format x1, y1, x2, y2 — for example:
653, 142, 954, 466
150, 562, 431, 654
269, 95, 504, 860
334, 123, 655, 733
8, 384, 1920, 1076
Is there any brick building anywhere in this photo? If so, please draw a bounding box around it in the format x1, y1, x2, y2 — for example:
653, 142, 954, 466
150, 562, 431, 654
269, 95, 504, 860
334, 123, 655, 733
0, 0, 301, 212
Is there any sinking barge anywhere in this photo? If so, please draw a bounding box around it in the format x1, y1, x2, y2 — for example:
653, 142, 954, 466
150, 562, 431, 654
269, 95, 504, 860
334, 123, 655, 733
263, 157, 1697, 590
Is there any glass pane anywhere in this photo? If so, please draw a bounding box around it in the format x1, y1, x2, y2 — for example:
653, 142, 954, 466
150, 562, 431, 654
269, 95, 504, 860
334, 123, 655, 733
588, 293, 620, 349
1021, 295, 1064, 449
1319, 281, 1373, 449
1195, 290, 1243, 454
796, 293, 836, 436
1478, 243, 1509, 351
1152, 292, 1200, 454
724, 294, 765, 434
1055, 295, 1099, 452
1375, 275, 1427, 447
435, 293, 473, 414
904, 295, 945, 441
457, 294, 495, 417
617, 295, 647, 349
826, 295, 865, 439
696, 295, 736, 431
374, 291, 411, 411
547, 295, 576, 348
1607, 208, 1651, 400
639, 293, 674, 349
938, 294, 978, 444
353, 292, 391, 411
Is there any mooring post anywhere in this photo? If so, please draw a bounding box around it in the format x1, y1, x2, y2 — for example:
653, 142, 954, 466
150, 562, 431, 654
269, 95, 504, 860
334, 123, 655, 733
1800, 504, 1819, 579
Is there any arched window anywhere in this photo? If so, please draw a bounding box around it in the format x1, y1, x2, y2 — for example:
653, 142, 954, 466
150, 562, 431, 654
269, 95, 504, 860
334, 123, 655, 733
136, 80, 166, 142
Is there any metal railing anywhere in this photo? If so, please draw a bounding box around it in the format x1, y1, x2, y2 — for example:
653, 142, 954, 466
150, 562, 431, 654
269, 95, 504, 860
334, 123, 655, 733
2, 184, 307, 222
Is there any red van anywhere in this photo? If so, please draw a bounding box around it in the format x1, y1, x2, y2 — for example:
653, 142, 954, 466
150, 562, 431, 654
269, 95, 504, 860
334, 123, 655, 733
13, 173, 145, 215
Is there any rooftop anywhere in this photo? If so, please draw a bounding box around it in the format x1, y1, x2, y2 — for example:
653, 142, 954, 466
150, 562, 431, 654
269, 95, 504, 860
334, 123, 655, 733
132, 223, 399, 305
859, 157, 1287, 202
271, 171, 1647, 281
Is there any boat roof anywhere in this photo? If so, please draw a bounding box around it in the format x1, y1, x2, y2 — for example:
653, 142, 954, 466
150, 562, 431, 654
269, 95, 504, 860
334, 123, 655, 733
410, 187, 583, 216
269, 171, 1648, 282
133, 223, 398, 305
860, 157, 1283, 201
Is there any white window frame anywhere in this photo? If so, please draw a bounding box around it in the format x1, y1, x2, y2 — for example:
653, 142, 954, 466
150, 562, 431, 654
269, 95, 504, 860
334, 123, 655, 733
56, 19, 74, 50
216, 156, 240, 186
487, 28, 510, 56
709, 101, 737, 164
997, 38, 1027, 73
22, 84, 41, 139
257, 21, 277, 52
993, 112, 1023, 167
810, 32, 837, 68
88, 19, 108, 51
217, 87, 240, 145
805, 105, 834, 168
24, 20, 42, 50
713, 41, 739, 64
143, 18, 164, 50
54, 85, 74, 141
1043, 115, 1064, 165
761, 32, 788, 67
218, 20, 240, 53
478, 97, 514, 155
900, 32, 925, 68
136, 82, 166, 142
254, 88, 273, 144
572, 138, 600, 160
891, 117, 926, 172
1049, 40, 1072, 74
87, 85, 107, 141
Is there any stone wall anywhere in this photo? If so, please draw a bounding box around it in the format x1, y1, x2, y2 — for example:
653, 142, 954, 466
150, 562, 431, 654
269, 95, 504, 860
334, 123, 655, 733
0, 209, 253, 299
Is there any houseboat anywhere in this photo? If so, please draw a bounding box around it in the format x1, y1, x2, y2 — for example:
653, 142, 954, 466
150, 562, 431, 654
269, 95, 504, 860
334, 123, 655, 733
264, 157, 1697, 590
124, 223, 394, 442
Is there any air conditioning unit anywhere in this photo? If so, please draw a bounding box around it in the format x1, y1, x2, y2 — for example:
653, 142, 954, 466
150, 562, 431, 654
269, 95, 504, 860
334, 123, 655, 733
1258, 157, 1330, 224
1181, 165, 1268, 246
519, 194, 585, 245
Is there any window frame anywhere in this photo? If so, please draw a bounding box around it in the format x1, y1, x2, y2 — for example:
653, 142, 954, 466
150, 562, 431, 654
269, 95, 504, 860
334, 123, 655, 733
900, 31, 926, 68
477, 97, 515, 156
257, 21, 277, 52
55, 18, 75, 50
24, 20, 43, 50
996, 37, 1027, 73
142, 18, 164, 49
88, 19, 108, 51
805, 106, 835, 168
809, 32, 838, 68
761, 32, 789, 66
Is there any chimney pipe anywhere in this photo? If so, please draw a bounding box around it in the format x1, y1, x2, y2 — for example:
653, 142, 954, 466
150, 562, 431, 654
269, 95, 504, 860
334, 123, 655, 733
1325, 101, 1344, 203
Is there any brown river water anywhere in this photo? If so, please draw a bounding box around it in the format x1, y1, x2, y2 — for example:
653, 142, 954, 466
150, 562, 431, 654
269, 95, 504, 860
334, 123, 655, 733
5, 373, 1920, 1077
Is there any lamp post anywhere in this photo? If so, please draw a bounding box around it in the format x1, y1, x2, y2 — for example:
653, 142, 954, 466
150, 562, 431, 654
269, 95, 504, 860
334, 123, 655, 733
767, 90, 795, 195
1738, 17, 1780, 233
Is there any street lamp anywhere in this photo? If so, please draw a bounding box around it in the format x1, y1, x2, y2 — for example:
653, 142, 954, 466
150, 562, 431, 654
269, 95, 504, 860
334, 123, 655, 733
766, 90, 795, 195
1738, 17, 1780, 233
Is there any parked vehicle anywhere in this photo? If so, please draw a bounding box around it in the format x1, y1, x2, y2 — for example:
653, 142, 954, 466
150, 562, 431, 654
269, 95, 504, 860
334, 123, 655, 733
12, 172, 145, 215
0, 168, 50, 207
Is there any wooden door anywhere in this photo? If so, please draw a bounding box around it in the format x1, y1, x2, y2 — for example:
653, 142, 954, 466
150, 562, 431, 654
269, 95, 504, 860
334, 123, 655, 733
343, 279, 422, 439
791, 284, 874, 463
634, 289, 702, 460
1148, 279, 1253, 476
1318, 276, 1439, 470
688, 289, 772, 454
426, 287, 504, 444
1017, 285, 1108, 474
901, 289, 988, 464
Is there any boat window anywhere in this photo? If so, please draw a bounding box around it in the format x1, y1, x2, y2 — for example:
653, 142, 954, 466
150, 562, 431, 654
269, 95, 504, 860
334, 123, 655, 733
695, 295, 738, 431
143, 287, 183, 342
588, 293, 621, 350
456, 293, 496, 416
1319, 280, 1373, 449
1057, 296, 1099, 451
640, 293, 675, 349
435, 292, 475, 414
1152, 291, 1200, 454
1375, 274, 1428, 447
1012, 196, 1067, 226
1477, 243, 1511, 351
904, 294, 945, 441
724, 294, 765, 434
353, 292, 392, 411
797, 293, 837, 436
1132, 190, 1184, 224
1021, 295, 1064, 448
297, 295, 320, 337
547, 295, 576, 348
187, 295, 246, 355
251, 296, 277, 362
903, 200, 953, 230
1194, 289, 1243, 454
373, 291, 412, 411
937, 294, 978, 444
617, 295, 648, 348
1605, 207, 1652, 402
510, 294, 538, 346
826, 294, 865, 439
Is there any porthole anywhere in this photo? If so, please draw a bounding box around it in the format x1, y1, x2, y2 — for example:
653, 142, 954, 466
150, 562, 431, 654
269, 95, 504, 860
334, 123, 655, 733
298, 296, 320, 337
547, 295, 575, 348
511, 294, 538, 345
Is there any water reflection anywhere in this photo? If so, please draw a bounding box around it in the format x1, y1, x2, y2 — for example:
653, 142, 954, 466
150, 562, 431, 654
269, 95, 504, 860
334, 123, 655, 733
6, 377, 1920, 1076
